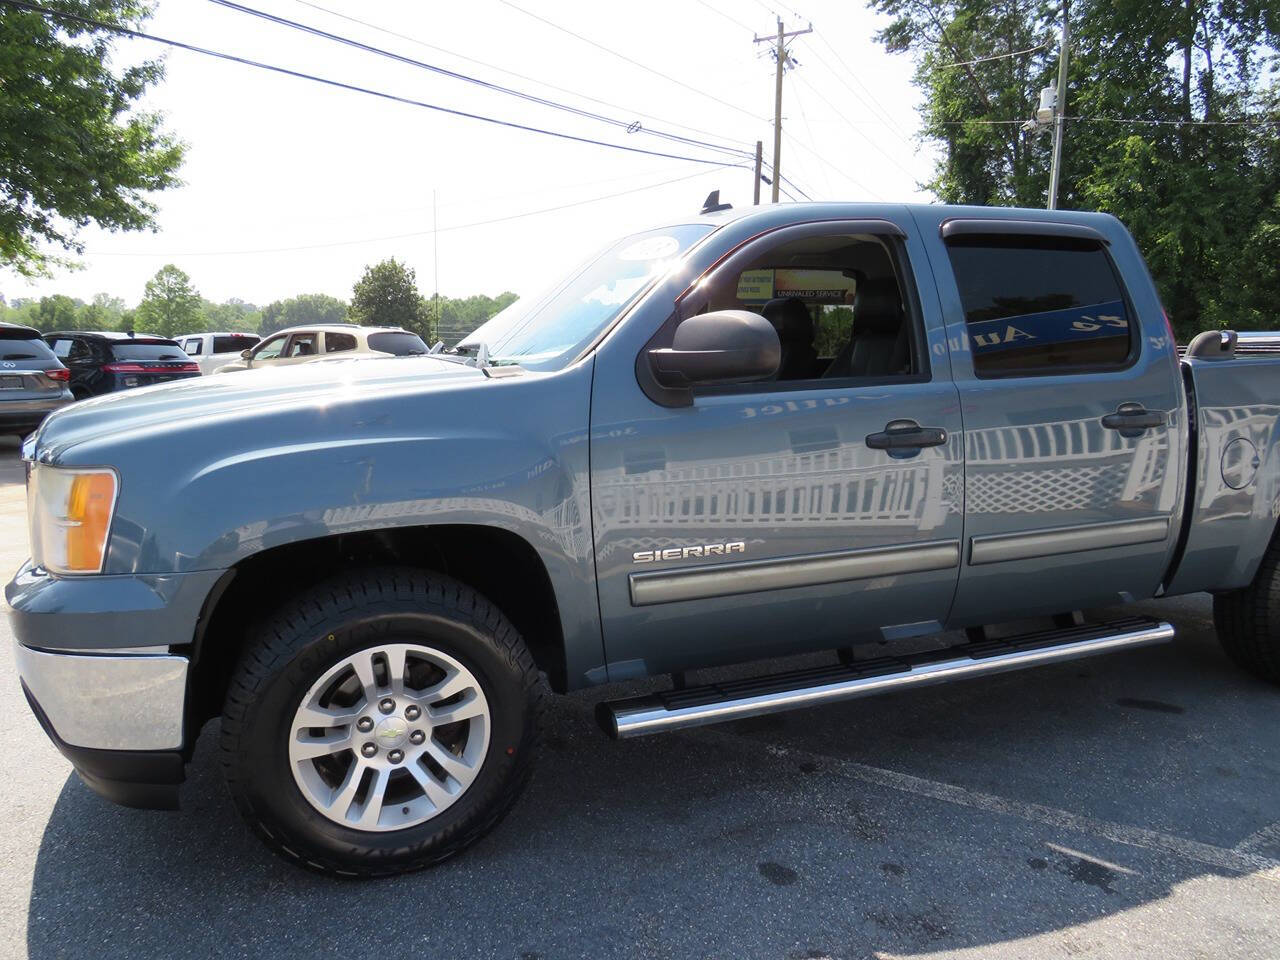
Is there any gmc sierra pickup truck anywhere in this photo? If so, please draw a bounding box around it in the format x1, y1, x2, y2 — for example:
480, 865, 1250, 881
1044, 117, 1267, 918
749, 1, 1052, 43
8, 201, 1279, 877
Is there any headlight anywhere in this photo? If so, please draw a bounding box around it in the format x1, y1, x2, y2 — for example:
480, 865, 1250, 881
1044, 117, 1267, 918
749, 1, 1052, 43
27, 465, 119, 575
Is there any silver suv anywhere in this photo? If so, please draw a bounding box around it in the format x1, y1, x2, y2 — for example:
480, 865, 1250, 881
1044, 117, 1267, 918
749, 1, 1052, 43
0, 323, 73, 438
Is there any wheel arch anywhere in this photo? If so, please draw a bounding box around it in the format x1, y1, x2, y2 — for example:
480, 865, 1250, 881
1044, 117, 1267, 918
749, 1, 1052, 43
185, 524, 571, 735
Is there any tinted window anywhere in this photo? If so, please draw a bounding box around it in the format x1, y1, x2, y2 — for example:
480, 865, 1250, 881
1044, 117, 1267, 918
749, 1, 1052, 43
110, 341, 188, 361
0, 334, 56, 362
49, 338, 74, 358
945, 235, 1131, 375
213, 335, 258, 353
325, 332, 357, 353
367, 332, 428, 355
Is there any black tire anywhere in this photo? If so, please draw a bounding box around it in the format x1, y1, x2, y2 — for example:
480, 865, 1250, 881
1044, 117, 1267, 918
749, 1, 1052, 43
1213, 537, 1280, 684
219, 567, 546, 877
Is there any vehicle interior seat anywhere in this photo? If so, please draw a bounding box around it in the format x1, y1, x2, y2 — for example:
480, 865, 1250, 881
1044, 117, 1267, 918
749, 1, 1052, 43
760, 297, 818, 380
823, 277, 910, 379
296, 341, 315, 356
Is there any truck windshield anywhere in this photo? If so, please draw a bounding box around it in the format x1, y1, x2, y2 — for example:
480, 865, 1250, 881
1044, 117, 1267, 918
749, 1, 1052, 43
471, 224, 713, 371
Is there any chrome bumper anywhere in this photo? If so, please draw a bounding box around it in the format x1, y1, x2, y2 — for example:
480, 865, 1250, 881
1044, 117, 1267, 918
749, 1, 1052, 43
15, 641, 188, 751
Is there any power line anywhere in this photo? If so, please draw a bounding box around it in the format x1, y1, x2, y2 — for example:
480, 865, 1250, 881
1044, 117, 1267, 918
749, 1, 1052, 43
87, 165, 745, 257
804, 33, 915, 145
0, 0, 740, 167
495, 0, 764, 122
691, 0, 754, 34
1066, 115, 1280, 127
790, 80, 834, 197
934, 42, 1049, 70
781, 130, 880, 198
209, 0, 753, 161
793, 74, 918, 181
289, 0, 755, 151
939, 116, 1280, 127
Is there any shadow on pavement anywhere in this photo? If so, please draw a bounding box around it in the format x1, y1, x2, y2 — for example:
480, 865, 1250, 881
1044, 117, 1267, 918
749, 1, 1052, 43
25, 605, 1280, 958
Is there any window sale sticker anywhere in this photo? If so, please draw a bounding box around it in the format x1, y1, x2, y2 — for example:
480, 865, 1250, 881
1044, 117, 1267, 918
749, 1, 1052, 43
616, 235, 681, 261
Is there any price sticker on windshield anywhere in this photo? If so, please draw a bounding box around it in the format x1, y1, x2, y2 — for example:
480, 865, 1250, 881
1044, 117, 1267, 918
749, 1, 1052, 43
616, 235, 681, 261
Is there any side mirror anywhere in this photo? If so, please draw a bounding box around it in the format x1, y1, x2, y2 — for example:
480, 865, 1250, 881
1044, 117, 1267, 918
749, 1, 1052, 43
240, 349, 253, 361
640, 310, 780, 406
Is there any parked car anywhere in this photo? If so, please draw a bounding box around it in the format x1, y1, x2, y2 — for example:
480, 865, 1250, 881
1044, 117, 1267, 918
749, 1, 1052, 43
11, 202, 1280, 878
0, 323, 73, 438
43, 331, 200, 398
178, 332, 261, 375
215, 324, 428, 373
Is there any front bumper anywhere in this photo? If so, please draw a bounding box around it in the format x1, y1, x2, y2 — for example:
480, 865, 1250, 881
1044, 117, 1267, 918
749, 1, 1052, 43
7, 562, 226, 809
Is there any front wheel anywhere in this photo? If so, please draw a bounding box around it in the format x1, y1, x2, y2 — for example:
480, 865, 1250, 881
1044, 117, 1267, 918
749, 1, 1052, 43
219, 568, 545, 876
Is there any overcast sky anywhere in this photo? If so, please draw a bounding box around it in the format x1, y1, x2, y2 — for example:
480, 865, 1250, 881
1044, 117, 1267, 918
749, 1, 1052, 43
8, 0, 938, 307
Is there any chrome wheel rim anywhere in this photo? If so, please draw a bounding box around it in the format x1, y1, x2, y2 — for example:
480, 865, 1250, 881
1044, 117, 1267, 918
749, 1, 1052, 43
288, 643, 490, 832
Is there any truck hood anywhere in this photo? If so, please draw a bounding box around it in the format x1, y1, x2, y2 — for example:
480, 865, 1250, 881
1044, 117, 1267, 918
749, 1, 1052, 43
33, 355, 491, 462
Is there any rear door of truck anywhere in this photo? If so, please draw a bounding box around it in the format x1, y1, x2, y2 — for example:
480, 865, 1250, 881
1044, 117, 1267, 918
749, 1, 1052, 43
911, 208, 1184, 626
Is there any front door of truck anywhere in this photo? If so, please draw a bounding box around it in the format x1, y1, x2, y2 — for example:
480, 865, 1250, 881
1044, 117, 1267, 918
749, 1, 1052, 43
913, 210, 1184, 626
589, 216, 966, 680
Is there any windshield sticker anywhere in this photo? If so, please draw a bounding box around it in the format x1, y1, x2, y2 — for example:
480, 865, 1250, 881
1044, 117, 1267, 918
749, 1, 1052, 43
616, 235, 681, 261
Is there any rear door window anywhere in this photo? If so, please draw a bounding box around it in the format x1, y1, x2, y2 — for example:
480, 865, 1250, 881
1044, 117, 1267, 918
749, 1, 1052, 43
944, 234, 1133, 376
213, 335, 258, 354
325, 332, 357, 353
367, 332, 428, 355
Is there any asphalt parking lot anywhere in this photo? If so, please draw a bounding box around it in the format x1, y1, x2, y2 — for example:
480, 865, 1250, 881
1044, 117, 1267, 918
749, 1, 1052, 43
0, 435, 1277, 959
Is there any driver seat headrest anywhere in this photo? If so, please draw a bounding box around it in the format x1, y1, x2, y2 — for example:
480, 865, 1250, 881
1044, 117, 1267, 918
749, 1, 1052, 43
761, 297, 814, 344
853, 278, 904, 335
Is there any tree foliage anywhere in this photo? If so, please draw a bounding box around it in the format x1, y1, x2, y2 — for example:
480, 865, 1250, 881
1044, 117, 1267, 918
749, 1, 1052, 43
869, 0, 1280, 340
133, 264, 202, 337
350, 258, 430, 337
0, 1, 184, 277
430, 291, 518, 346
259, 293, 348, 334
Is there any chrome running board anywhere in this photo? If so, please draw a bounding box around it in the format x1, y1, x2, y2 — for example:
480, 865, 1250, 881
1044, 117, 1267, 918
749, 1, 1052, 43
597, 616, 1173, 739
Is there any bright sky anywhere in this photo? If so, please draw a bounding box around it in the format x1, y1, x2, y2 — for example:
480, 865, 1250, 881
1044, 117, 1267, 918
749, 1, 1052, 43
8, 0, 938, 307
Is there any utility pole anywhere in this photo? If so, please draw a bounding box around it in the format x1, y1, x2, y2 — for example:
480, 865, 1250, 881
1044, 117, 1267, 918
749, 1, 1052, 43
754, 17, 812, 203
1047, 0, 1070, 209
753, 140, 763, 204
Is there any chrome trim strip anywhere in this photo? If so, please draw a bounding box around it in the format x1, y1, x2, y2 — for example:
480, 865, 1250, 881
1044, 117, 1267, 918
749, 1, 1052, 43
968, 516, 1170, 566
628, 539, 960, 606
606, 621, 1174, 737
15, 641, 187, 750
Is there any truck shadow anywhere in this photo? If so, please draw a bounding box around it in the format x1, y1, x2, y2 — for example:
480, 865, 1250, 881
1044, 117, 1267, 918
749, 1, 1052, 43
26, 600, 1280, 959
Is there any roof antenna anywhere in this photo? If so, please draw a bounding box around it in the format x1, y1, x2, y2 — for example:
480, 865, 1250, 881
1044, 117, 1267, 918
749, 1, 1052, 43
700, 190, 733, 214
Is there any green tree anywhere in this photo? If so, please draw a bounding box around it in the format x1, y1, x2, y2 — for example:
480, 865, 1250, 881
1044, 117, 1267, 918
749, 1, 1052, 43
350, 258, 429, 337
869, 0, 1280, 340
202, 297, 261, 333
0, 1, 184, 276
134, 264, 203, 337
431, 291, 519, 345
259, 293, 348, 334
30, 294, 81, 332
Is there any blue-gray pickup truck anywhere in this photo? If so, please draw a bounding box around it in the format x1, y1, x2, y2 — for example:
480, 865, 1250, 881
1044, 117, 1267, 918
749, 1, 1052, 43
8, 201, 1279, 876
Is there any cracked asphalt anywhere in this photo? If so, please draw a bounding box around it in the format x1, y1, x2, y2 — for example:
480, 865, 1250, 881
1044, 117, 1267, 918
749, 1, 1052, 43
1, 435, 1277, 959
